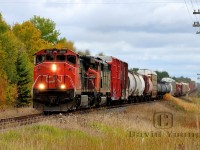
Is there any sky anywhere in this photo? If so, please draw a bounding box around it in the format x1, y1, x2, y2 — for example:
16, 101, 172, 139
0, 0, 199, 81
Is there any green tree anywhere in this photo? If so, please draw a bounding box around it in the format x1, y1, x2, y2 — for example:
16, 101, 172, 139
129, 68, 139, 74
0, 42, 7, 104
0, 13, 18, 105
12, 21, 45, 62
0, 31, 19, 83
16, 50, 31, 106
172, 76, 191, 83
30, 15, 61, 43
0, 13, 10, 33
47, 38, 75, 50
155, 70, 170, 82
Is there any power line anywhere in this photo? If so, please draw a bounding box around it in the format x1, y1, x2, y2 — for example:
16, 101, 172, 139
0, 1, 185, 5
184, 0, 195, 22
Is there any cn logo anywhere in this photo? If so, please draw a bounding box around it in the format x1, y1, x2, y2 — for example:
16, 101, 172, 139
45, 75, 63, 83
153, 112, 173, 129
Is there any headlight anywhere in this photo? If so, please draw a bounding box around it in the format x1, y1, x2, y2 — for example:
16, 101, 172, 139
60, 84, 66, 89
39, 83, 45, 90
52, 64, 57, 72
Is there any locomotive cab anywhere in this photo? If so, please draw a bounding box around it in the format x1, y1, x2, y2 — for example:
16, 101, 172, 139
32, 49, 81, 112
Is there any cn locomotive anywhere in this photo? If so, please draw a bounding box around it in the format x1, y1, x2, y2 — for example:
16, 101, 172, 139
32, 48, 192, 113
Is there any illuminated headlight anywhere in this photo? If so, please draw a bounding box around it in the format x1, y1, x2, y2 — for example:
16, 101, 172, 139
52, 64, 57, 72
60, 84, 66, 89
38, 84, 45, 90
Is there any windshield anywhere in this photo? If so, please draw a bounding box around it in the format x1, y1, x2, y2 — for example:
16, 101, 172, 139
46, 54, 54, 61
57, 55, 65, 61
35, 54, 76, 64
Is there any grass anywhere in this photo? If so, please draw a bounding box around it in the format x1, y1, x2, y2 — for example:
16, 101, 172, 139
163, 94, 200, 113
0, 92, 200, 149
0, 125, 100, 150
0, 123, 200, 150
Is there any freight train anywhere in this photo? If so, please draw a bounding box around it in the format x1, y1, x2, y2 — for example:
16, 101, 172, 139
32, 48, 194, 113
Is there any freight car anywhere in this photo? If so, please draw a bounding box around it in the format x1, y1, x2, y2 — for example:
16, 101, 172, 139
189, 81, 197, 93
180, 82, 190, 96
161, 78, 191, 96
32, 48, 170, 113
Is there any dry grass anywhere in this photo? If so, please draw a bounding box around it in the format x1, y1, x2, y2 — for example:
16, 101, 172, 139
0, 110, 200, 150
163, 94, 200, 113
1, 94, 200, 149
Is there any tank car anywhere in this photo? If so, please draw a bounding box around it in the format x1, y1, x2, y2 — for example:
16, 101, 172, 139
127, 72, 145, 102
161, 78, 176, 96
142, 75, 153, 101
137, 69, 158, 99
157, 82, 171, 99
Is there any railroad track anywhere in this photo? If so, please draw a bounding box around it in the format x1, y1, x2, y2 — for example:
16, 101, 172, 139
0, 113, 52, 131
0, 99, 161, 131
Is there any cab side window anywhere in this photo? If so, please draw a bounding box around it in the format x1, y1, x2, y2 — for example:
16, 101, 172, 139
36, 55, 45, 64
67, 55, 76, 64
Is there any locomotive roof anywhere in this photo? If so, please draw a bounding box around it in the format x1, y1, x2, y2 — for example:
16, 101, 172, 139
97, 56, 127, 64
34, 48, 78, 56
81, 55, 108, 65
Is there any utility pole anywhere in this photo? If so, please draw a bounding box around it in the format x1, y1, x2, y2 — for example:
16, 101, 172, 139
193, 9, 200, 14
193, 10, 200, 34
197, 74, 200, 80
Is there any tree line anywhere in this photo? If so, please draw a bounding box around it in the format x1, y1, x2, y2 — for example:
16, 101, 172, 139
0, 14, 77, 107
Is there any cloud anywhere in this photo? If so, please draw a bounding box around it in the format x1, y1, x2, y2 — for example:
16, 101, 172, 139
0, 0, 199, 81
